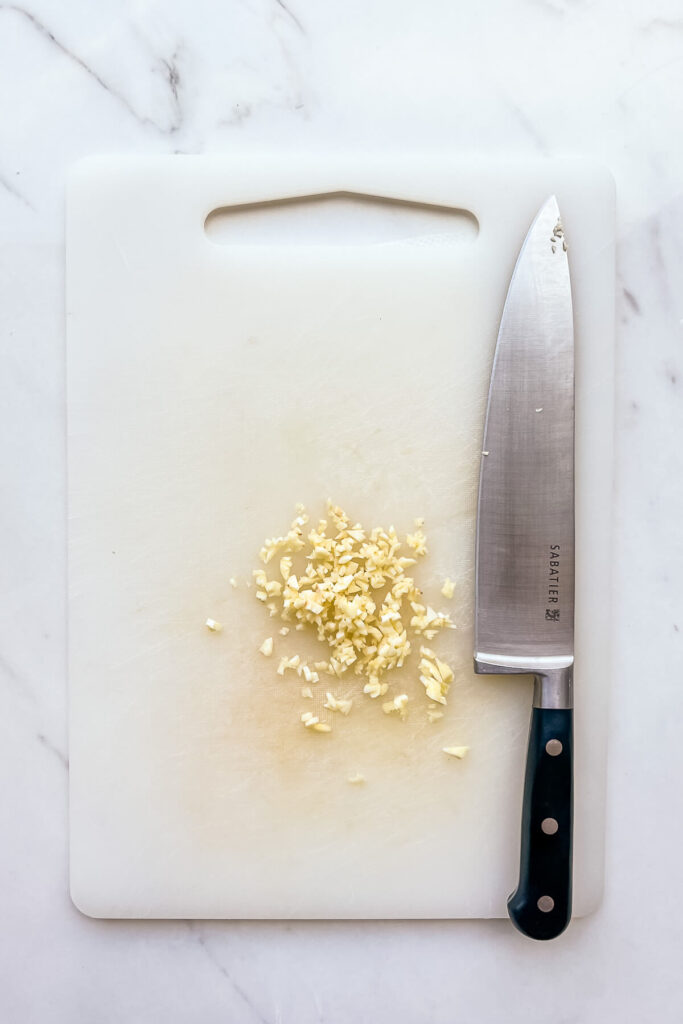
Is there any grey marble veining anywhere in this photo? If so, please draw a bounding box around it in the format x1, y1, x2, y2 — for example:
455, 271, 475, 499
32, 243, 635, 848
1, 0, 683, 1020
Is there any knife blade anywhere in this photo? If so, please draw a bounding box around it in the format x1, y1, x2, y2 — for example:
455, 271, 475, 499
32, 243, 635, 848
474, 195, 574, 941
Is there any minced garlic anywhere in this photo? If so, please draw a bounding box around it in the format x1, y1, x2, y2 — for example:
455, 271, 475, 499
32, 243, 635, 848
296, 663, 319, 685
324, 692, 353, 715
301, 712, 332, 733
382, 693, 409, 719
410, 603, 454, 640
259, 637, 274, 657
417, 645, 454, 704
205, 619, 223, 632
277, 655, 300, 675
280, 557, 292, 580
363, 678, 389, 699
260, 506, 308, 564
347, 773, 366, 784
443, 746, 469, 759
406, 519, 428, 556
440, 578, 455, 599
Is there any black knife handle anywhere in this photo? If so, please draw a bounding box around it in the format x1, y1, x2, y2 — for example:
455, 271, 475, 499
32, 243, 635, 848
508, 707, 573, 940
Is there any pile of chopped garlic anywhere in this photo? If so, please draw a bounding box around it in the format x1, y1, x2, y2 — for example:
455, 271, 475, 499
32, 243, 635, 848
250, 501, 460, 736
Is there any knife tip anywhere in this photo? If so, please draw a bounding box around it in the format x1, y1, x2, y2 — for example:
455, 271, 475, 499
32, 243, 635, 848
542, 194, 561, 218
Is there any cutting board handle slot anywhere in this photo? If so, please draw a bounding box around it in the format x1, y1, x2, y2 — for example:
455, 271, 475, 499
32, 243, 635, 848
204, 192, 479, 246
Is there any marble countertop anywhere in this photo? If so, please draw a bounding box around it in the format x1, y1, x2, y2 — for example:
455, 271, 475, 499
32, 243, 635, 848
2, 0, 683, 1020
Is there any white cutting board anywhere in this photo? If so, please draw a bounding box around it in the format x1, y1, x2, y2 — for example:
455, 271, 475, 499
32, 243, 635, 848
67, 155, 614, 919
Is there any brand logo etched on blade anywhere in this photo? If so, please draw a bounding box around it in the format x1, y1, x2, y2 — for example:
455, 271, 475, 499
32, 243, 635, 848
546, 544, 561, 619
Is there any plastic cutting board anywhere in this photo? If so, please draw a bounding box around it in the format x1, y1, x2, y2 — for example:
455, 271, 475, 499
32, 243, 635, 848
67, 155, 614, 918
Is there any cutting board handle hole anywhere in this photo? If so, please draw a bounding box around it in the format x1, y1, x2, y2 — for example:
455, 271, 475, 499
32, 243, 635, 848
204, 192, 479, 246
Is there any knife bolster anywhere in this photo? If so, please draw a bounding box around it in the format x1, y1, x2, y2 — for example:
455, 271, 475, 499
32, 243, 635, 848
474, 654, 573, 710
532, 665, 573, 710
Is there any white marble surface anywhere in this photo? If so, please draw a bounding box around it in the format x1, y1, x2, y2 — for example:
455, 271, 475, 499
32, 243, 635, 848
1, 0, 683, 1019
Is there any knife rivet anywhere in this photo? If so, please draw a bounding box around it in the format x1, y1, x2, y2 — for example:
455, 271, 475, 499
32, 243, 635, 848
541, 817, 559, 835
537, 895, 555, 913
545, 739, 563, 756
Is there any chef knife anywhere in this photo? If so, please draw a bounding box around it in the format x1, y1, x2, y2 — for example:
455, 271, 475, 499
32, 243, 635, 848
474, 196, 574, 941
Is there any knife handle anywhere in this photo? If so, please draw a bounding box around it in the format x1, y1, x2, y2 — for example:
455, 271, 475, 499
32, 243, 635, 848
508, 706, 573, 940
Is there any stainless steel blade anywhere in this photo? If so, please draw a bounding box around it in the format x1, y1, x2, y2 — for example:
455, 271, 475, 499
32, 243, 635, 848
474, 196, 574, 704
